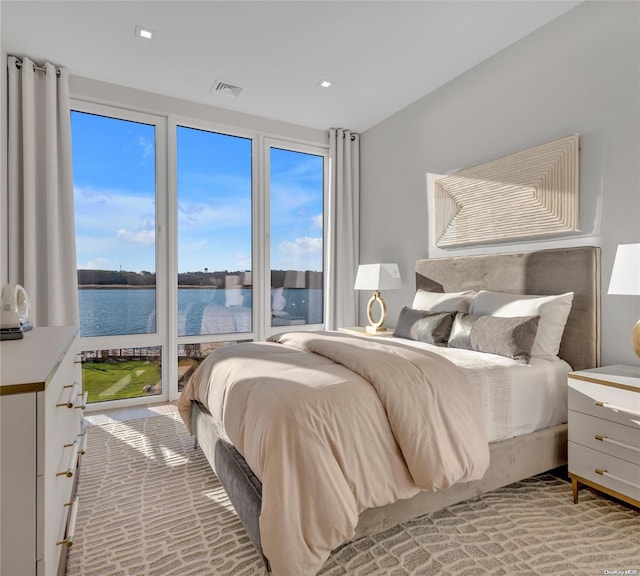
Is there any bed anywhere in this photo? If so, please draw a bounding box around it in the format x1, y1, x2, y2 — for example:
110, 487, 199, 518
178, 246, 601, 576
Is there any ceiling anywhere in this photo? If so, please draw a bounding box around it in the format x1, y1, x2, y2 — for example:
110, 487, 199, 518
1, 1, 581, 132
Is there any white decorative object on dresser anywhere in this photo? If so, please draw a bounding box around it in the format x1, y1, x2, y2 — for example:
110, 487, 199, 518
1, 326, 84, 576
568, 364, 640, 508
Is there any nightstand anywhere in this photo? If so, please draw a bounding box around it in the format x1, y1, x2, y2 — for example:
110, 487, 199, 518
568, 364, 640, 508
338, 326, 394, 337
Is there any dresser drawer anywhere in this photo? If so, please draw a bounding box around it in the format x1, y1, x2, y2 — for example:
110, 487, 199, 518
57, 496, 79, 549
569, 442, 640, 503
38, 387, 81, 478
568, 410, 640, 465
37, 347, 83, 477
37, 438, 80, 566
568, 378, 640, 428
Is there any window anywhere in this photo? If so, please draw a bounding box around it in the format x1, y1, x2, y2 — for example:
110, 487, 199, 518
72, 107, 166, 405
73, 111, 157, 337
176, 126, 253, 336
268, 145, 324, 327
83, 347, 162, 402
71, 101, 327, 409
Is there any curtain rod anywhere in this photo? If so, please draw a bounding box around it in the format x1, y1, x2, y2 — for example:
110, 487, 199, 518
14, 58, 61, 78
330, 129, 358, 141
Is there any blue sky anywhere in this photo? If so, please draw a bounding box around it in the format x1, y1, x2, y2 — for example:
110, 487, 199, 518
71, 112, 324, 274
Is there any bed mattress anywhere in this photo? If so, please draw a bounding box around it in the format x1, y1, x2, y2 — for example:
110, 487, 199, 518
369, 335, 570, 443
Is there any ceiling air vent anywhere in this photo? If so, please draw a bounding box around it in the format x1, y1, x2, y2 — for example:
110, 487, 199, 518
210, 80, 243, 98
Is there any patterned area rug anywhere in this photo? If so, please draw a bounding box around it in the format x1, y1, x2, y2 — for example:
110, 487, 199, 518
67, 414, 640, 576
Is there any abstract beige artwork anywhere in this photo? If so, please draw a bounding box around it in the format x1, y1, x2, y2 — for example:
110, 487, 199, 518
433, 134, 579, 247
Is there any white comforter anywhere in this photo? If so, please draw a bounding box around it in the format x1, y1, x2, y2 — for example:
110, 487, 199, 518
179, 331, 489, 575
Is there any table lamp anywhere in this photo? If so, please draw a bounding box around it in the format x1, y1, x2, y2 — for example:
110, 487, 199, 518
608, 243, 640, 358
354, 263, 402, 333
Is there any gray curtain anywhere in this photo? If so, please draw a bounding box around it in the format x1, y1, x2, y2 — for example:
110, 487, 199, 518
7, 55, 79, 326
325, 128, 359, 329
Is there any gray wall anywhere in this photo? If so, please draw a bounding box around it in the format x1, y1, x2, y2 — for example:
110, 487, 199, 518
360, 1, 640, 367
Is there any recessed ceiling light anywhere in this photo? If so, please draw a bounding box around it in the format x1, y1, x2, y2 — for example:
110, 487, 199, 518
135, 25, 156, 41
317, 80, 334, 88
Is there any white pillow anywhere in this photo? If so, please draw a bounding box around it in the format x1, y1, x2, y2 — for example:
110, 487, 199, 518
469, 290, 574, 359
412, 289, 475, 313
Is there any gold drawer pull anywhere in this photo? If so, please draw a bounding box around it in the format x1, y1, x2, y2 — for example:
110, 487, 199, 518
57, 497, 79, 547
595, 434, 640, 454
78, 433, 88, 456
594, 401, 640, 418
66, 433, 88, 455
56, 440, 80, 478
595, 468, 640, 490
56, 381, 80, 408
75, 391, 88, 410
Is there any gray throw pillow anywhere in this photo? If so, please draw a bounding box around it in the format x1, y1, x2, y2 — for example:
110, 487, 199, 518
393, 307, 455, 345
448, 312, 540, 363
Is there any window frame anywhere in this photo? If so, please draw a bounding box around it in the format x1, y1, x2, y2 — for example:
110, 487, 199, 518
71, 100, 169, 410
262, 137, 329, 339
169, 116, 260, 398
71, 100, 329, 410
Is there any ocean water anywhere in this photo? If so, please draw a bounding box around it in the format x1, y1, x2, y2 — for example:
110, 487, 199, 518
78, 288, 321, 337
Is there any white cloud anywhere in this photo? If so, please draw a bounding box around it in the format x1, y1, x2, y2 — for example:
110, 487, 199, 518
138, 136, 153, 160
75, 186, 156, 246
269, 154, 323, 223
79, 257, 112, 270
279, 236, 322, 255
74, 186, 155, 234
276, 236, 323, 270
177, 201, 251, 230
233, 252, 252, 271
176, 172, 252, 232
312, 214, 323, 229
117, 228, 155, 245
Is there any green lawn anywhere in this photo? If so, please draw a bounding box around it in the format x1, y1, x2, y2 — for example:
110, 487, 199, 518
83, 359, 161, 403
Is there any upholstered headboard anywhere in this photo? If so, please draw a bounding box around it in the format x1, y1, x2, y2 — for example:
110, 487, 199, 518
415, 246, 601, 371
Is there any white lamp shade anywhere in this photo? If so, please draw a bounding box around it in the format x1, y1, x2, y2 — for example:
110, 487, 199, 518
354, 263, 402, 291
608, 243, 640, 295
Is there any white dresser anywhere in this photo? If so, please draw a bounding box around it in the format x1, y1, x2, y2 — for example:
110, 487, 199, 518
568, 364, 640, 508
1, 326, 84, 576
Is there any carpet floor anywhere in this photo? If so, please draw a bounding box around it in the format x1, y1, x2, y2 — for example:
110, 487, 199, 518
66, 413, 639, 576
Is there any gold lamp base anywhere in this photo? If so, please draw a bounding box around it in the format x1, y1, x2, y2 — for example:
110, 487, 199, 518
366, 290, 388, 333
633, 319, 640, 358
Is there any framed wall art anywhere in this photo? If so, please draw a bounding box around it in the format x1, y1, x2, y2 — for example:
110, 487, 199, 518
433, 134, 579, 247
